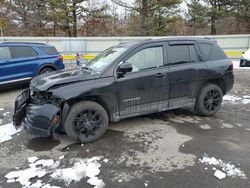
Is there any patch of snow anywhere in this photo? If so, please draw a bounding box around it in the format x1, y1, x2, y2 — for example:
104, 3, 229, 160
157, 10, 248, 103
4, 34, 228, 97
87, 176, 105, 188
103, 159, 108, 163
3, 112, 11, 116
0, 123, 22, 143
214, 170, 226, 180
221, 123, 234, 129
28, 156, 39, 164
243, 95, 250, 99
223, 94, 250, 104
51, 157, 104, 187
0, 107, 4, 111
5, 156, 105, 188
144, 182, 148, 187
59, 155, 64, 160
199, 154, 247, 179
199, 124, 212, 130
118, 179, 123, 183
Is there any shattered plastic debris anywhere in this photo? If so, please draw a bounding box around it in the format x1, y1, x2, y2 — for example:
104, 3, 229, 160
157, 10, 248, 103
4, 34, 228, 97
0, 123, 22, 143
5, 156, 105, 188
199, 154, 247, 179
214, 170, 226, 180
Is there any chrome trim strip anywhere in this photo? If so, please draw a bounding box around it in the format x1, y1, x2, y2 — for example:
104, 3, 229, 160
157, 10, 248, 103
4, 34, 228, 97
0, 77, 32, 85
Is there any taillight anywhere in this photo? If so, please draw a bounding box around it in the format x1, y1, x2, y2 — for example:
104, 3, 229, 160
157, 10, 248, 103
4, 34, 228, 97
58, 55, 64, 62
229, 64, 233, 74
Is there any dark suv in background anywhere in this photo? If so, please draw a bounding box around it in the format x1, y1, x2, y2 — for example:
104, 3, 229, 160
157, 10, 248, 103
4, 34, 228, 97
0, 42, 64, 87
14, 37, 234, 143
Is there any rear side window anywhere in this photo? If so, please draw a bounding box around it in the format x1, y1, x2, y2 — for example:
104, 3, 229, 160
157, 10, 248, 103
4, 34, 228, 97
39, 46, 59, 55
168, 44, 198, 64
0, 47, 11, 59
198, 43, 213, 61
10, 46, 38, 58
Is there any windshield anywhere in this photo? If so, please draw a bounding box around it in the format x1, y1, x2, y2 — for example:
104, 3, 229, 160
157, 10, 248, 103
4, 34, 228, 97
84, 46, 128, 72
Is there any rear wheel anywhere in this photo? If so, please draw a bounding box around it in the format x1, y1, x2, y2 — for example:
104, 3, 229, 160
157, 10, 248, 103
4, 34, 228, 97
195, 84, 223, 116
39, 67, 54, 75
64, 101, 109, 143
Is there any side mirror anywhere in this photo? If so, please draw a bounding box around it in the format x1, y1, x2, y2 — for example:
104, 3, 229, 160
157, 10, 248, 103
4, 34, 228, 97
117, 62, 133, 76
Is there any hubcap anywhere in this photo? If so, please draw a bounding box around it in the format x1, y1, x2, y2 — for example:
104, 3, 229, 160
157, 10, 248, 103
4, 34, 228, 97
73, 109, 102, 138
203, 90, 222, 111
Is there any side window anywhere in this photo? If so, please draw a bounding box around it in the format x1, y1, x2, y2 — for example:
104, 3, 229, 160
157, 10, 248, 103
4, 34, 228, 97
39, 46, 59, 55
0, 47, 11, 59
168, 44, 198, 64
10, 46, 38, 58
198, 43, 213, 61
127, 46, 163, 72
168, 45, 190, 64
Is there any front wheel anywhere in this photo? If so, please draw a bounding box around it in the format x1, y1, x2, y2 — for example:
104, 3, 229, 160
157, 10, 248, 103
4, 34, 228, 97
64, 101, 109, 143
195, 84, 223, 116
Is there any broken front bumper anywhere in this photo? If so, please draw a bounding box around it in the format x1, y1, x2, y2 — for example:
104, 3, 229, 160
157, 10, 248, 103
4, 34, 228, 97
13, 90, 61, 137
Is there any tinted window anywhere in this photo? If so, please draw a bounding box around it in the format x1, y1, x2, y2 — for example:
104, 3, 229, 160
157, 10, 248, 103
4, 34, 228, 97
127, 46, 163, 72
198, 43, 213, 61
0, 47, 11, 59
168, 45, 190, 64
10, 46, 37, 58
39, 46, 59, 55
168, 44, 198, 64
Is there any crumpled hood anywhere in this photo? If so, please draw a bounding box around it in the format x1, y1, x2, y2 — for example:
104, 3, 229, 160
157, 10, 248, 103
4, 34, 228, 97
30, 69, 100, 91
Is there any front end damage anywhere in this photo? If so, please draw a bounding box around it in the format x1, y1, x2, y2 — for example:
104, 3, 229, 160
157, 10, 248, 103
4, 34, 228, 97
13, 89, 65, 137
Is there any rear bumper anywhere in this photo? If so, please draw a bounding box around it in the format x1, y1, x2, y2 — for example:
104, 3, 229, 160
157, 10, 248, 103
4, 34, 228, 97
14, 103, 61, 137
224, 74, 234, 93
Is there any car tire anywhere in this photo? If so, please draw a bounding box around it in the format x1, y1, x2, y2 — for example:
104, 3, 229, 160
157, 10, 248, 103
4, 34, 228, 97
64, 101, 109, 143
195, 84, 223, 116
39, 67, 54, 75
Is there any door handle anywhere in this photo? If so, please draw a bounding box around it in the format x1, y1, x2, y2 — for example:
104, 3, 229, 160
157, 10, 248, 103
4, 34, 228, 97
155, 73, 165, 77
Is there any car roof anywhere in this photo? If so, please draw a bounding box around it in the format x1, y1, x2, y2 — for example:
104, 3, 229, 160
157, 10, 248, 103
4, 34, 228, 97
117, 36, 214, 48
0, 42, 52, 47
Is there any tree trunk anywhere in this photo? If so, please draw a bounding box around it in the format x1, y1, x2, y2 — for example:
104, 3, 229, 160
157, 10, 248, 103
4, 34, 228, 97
140, 0, 147, 36
211, 15, 216, 35
72, 1, 77, 37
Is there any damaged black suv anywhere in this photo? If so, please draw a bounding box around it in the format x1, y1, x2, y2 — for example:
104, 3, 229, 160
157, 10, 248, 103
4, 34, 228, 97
13, 37, 234, 143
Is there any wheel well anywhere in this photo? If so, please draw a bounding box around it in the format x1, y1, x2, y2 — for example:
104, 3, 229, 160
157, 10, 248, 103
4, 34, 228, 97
67, 96, 111, 120
39, 65, 56, 74
203, 79, 226, 94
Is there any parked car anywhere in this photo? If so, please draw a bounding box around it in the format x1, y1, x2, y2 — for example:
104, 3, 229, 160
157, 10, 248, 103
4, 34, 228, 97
0, 42, 64, 87
13, 37, 234, 143
240, 48, 250, 67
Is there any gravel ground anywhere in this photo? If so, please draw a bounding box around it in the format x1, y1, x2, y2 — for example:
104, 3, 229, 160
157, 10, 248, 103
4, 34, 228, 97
0, 69, 250, 188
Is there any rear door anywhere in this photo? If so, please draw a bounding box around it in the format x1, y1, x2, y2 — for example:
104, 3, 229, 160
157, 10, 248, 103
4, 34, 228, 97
115, 42, 170, 117
167, 41, 209, 108
0, 46, 15, 84
9, 46, 39, 79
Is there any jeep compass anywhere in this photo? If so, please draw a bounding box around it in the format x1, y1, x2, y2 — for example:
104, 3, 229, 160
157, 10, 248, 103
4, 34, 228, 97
13, 37, 234, 143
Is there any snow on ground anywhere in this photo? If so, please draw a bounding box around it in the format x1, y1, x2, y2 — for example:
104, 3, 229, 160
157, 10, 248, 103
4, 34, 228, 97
0, 123, 22, 143
0, 107, 4, 111
5, 156, 106, 188
199, 154, 247, 180
223, 94, 250, 104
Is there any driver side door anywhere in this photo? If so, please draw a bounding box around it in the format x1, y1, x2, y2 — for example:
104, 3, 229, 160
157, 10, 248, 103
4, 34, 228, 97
115, 42, 170, 118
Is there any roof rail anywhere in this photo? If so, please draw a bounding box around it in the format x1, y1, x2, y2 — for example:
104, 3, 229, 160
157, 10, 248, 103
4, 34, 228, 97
1, 42, 46, 45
